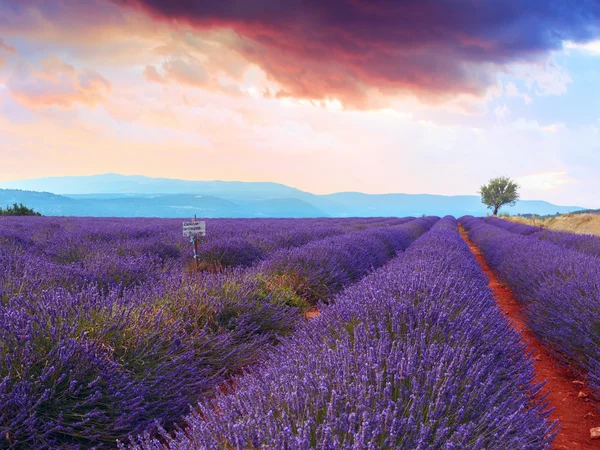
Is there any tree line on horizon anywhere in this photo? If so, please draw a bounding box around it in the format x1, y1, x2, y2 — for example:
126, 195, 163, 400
0, 203, 42, 216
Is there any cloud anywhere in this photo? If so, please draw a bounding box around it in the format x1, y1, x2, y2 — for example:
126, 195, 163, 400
0, 37, 17, 68
564, 40, 600, 55
494, 104, 510, 123
144, 58, 209, 87
509, 56, 573, 96
517, 171, 572, 190
6, 55, 111, 108
0, 1, 173, 70
0, 38, 17, 55
541, 123, 563, 133
504, 82, 532, 104
0, 1, 128, 42
114, 0, 600, 106
162, 58, 208, 86
143, 64, 164, 83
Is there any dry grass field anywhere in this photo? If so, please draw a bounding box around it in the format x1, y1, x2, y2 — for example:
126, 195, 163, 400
507, 213, 600, 236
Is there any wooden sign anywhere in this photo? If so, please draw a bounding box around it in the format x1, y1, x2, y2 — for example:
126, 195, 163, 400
183, 221, 206, 237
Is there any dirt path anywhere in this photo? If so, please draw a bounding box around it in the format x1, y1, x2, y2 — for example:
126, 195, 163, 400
459, 225, 600, 449
305, 306, 320, 319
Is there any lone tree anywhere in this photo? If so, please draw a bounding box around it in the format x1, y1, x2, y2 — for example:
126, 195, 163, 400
479, 176, 520, 216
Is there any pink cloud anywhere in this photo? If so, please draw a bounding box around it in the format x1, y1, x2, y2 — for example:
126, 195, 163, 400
7, 56, 111, 108
143, 64, 164, 83
162, 58, 208, 86
0, 38, 17, 55
0, 37, 17, 68
144, 58, 209, 88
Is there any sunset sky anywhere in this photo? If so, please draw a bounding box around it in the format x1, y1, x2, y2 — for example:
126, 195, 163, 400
1, 0, 599, 207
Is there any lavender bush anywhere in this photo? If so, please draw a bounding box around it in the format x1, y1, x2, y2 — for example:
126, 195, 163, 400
254, 217, 437, 304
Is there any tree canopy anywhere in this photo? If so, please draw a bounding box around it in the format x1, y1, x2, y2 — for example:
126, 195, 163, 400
0, 203, 42, 216
479, 176, 520, 216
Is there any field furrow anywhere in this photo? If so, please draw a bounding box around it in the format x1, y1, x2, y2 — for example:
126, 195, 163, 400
461, 216, 600, 444
459, 224, 600, 449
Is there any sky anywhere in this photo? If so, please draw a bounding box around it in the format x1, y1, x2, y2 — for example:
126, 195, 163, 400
0, 1, 599, 208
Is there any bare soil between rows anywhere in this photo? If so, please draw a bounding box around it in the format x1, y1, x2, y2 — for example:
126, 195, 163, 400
305, 306, 321, 319
459, 224, 600, 449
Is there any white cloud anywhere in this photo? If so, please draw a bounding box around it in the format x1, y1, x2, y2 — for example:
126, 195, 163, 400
541, 123, 563, 133
508, 56, 572, 97
494, 104, 510, 122
517, 172, 572, 190
564, 40, 600, 55
504, 82, 532, 104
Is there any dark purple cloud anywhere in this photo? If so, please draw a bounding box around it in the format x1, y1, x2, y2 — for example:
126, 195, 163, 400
36, 1, 600, 103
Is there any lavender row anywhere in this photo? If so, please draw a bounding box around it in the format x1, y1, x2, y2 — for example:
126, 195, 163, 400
0, 217, 433, 448
0, 216, 398, 251
461, 216, 600, 401
196, 217, 415, 269
0, 216, 404, 276
483, 216, 600, 258
0, 217, 406, 301
128, 216, 553, 450
250, 216, 436, 305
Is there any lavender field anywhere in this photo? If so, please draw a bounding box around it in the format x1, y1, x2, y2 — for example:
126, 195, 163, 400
1, 215, 599, 449
0, 216, 432, 448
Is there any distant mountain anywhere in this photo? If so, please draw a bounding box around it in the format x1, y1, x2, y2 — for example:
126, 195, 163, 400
322, 192, 583, 217
0, 174, 586, 218
0, 190, 327, 218
0, 174, 304, 199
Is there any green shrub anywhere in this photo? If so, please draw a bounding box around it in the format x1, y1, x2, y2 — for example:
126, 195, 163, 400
0, 203, 42, 216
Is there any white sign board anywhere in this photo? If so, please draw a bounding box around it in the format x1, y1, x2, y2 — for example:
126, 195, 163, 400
183, 221, 206, 237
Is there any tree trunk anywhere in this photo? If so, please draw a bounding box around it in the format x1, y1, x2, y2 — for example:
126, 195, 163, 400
493, 205, 499, 216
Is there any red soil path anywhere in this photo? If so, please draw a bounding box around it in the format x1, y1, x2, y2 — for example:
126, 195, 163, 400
459, 225, 600, 449
305, 306, 320, 319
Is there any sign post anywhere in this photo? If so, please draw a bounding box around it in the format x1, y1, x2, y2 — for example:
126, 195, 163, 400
183, 215, 206, 271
